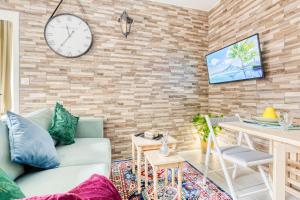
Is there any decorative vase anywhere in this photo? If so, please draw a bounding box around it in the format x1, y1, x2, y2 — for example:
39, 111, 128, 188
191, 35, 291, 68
160, 132, 169, 156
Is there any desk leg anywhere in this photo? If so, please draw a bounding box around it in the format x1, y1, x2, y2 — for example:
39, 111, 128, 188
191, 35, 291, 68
273, 141, 286, 200
145, 157, 148, 188
132, 141, 135, 174
153, 166, 158, 200
165, 168, 168, 185
178, 166, 182, 200
137, 149, 142, 193
172, 168, 175, 187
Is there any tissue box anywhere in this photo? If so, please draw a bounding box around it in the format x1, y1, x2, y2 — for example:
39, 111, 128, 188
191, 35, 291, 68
144, 131, 158, 139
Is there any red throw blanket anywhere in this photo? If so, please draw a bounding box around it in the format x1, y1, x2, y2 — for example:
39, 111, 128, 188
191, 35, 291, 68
21, 174, 122, 200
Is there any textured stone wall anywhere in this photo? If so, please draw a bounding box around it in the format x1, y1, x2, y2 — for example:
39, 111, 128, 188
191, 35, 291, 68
208, 0, 300, 195
208, 0, 300, 117
0, 0, 209, 159
208, 0, 300, 150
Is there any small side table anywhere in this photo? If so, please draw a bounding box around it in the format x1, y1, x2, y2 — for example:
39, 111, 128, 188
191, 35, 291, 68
144, 150, 185, 200
131, 134, 178, 193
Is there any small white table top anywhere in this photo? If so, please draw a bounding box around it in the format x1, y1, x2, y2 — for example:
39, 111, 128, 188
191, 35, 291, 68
219, 121, 300, 147
144, 150, 185, 166
131, 134, 178, 147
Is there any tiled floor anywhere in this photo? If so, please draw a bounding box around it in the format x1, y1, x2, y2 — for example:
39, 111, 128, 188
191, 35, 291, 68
179, 150, 299, 200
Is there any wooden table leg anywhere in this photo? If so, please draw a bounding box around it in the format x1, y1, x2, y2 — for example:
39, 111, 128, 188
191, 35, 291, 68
172, 168, 175, 187
145, 156, 148, 188
153, 166, 158, 200
165, 168, 168, 185
137, 148, 142, 193
272, 141, 286, 200
177, 166, 182, 200
269, 140, 273, 184
132, 140, 135, 174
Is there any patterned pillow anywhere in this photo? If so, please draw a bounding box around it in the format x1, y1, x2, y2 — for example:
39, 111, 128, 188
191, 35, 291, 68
48, 103, 79, 145
0, 168, 25, 199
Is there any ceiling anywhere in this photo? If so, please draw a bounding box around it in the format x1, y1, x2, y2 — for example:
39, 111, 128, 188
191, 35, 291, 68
149, 0, 220, 11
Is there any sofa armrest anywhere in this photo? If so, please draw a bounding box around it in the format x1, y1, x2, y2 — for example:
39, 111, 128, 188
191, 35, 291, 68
75, 118, 104, 138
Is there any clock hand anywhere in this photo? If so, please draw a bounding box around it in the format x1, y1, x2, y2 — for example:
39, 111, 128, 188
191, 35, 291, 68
60, 30, 75, 47
66, 25, 71, 36
59, 24, 82, 48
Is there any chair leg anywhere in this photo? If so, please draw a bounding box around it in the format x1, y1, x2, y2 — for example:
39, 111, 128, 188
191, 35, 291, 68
203, 135, 212, 184
232, 131, 243, 180
258, 165, 272, 198
232, 164, 238, 180
243, 132, 273, 197
204, 115, 238, 199
218, 154, 238, 200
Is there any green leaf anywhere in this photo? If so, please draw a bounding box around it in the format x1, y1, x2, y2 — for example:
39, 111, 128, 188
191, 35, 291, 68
192, 113, 223, 142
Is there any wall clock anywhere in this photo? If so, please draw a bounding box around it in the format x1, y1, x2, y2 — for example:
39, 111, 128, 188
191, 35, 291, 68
44, 13, 93, 58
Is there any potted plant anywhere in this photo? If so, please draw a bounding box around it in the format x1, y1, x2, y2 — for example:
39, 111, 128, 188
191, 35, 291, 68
192, 113, 222, 152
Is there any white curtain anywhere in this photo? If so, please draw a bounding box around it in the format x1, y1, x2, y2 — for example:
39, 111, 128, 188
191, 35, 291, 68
0, 20, 13, 115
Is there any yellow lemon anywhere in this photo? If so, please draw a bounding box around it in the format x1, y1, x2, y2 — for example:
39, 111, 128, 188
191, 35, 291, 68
262, 107, 278, 119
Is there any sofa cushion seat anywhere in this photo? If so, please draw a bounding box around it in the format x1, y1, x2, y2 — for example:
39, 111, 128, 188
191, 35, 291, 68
16, 163, 110, 197
56, 138, 111, 167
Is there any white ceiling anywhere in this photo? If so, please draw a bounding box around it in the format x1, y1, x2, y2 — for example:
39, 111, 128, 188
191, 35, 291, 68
149, 0, 220, 11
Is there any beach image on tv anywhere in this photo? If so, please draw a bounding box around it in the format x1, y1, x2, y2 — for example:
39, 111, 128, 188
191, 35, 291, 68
206, 34, 263, 84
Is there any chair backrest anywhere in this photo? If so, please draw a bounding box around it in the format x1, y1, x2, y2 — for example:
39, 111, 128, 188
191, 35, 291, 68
206, 115, 240, 126
205, 114, 241, 147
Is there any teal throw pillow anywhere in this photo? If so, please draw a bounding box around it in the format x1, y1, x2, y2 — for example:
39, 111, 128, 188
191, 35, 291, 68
0, 168, 25, 199
48, 103, 79, 145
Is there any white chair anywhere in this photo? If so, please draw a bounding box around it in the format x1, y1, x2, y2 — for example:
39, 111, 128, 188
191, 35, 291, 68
203, 115, 273, 200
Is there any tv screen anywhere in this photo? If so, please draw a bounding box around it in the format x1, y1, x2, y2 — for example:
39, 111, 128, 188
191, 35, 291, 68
206, 34, 264, 84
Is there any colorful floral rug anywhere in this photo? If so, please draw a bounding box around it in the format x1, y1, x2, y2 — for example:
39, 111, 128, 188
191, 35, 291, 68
111, 160, 232, 200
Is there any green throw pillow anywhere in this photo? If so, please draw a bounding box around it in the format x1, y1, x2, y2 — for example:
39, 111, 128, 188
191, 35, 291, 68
0, 168, 25, 199
48, 102, 79, 145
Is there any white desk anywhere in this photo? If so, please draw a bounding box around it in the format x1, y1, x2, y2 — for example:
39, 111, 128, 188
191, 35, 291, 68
219, 121, 300, 200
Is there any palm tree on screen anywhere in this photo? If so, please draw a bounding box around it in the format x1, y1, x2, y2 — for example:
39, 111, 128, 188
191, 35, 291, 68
228, 41, 257, 78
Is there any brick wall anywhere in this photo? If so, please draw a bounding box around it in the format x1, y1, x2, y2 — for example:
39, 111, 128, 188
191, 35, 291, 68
208, 0, 300, 117
0, 0, 209, 159
208, 0, 300, 195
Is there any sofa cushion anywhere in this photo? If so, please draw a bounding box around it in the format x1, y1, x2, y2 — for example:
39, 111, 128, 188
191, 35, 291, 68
16, 164, 110, 197
6, 111, 59, 169
0, 120, 24, 180
56, 138, 111, 167
48, 103, 79, 145
24, 108, 52, 131
76, 118, 104, 138
25, 108, 58, 145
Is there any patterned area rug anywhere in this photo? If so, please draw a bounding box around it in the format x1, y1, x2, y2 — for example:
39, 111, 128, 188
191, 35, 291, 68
111, 160, 232, 200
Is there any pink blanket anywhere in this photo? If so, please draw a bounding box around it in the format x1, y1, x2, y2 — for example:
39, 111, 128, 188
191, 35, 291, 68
21, 174, 121, 200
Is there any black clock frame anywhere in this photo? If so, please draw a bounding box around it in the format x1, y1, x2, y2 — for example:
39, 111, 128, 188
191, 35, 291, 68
44, 13, 93, 58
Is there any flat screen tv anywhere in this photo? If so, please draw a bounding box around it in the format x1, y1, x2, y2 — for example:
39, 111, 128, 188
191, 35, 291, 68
206, 34, 264, 84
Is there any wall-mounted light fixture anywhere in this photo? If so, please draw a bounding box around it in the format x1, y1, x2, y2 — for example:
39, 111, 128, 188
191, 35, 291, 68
118, 10, 133, 38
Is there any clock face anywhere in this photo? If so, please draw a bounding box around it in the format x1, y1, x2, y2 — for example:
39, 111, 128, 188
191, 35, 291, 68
44, 14, 93, 58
